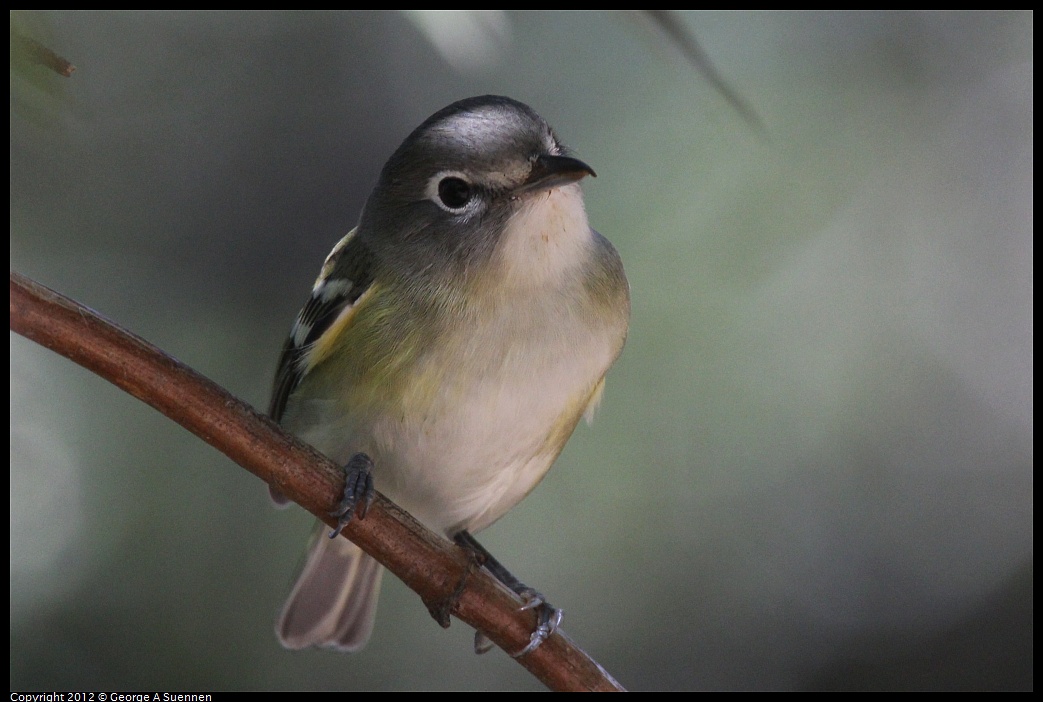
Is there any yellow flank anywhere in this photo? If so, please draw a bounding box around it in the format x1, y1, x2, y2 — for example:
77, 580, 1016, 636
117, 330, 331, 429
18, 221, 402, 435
583, 377, 606, 423
300, 283, 441, 420
538, 377, 607, 461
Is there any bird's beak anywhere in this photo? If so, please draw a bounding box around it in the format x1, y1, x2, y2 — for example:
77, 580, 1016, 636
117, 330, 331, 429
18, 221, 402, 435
517, 154, 596, 195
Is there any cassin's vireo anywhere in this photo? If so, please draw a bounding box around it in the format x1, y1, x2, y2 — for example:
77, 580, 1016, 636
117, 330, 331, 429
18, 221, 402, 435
269, 95, 630, 655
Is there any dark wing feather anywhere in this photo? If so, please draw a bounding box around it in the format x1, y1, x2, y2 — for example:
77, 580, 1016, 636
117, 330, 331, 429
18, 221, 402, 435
268, 228, 376, 423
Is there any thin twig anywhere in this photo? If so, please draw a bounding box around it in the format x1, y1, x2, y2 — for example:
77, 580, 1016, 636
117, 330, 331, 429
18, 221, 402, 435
635, 10, 764, 133
12, 32, 76, 77
9, 270, 625, 692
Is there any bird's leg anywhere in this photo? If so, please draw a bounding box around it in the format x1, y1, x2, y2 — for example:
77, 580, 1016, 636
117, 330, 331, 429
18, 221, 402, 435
424, 543, 484, 630
453, 530, 563, 657
328, 452, 376, 538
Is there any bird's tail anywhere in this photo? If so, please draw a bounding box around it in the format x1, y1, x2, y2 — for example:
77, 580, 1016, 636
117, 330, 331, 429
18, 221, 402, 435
276, 526, 384, 652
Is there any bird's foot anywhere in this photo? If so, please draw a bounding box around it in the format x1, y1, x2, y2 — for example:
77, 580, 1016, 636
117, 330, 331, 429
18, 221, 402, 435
452, 531, 562, 656
475, 589, 562, 656
327, 452, 376, 538
510, 589, 563, 658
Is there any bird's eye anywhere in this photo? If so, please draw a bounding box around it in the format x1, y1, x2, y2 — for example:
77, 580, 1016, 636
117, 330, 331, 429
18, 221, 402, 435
437, 177, 474, 211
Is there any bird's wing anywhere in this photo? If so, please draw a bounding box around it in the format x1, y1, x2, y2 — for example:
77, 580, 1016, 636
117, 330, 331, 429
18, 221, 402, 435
268, 227, 376, 423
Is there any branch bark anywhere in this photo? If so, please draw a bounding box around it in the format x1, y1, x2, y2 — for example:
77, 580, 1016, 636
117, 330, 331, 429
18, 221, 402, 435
9, 271, 625, 692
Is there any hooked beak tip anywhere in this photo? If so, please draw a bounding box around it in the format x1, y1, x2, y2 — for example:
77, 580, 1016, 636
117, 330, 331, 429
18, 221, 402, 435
519, 154, 596, 194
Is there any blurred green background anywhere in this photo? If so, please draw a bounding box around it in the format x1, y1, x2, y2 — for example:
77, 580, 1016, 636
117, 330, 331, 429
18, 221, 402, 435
10, 11, 1032, 691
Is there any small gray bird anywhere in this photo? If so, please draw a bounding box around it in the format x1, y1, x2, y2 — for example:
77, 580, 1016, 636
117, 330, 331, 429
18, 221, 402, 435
270, 95, 630, 653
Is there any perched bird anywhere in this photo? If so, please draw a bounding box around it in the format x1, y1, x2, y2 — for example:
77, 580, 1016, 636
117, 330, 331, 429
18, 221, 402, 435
270, 95, 629, 654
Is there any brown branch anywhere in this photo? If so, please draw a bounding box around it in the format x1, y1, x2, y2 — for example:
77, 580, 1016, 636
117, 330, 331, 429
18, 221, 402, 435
9, 270, 625, 692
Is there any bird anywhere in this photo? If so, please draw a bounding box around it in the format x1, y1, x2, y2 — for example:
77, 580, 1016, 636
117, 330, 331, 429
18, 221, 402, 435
269, 95, 630, 654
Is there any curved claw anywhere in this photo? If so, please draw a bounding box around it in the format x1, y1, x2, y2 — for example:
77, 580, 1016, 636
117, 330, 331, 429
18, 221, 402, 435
473, 631, 495, 655
511, 603, 563, 658
328, 453, 376, 538
450, 531, 563, 657
517, 588, 545, 612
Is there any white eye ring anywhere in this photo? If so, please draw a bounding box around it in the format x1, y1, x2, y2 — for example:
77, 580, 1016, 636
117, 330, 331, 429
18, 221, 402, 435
426, 171, 477, 213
